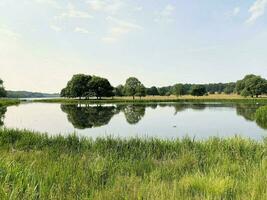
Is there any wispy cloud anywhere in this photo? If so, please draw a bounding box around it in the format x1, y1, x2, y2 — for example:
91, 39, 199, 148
102, 16, 142, 43
87, 0, 123, 14
233, 7, 240, 16
246, 0, 267, 24
0, 26, 20, 40
155, 4, 175, 23
50, 25, 62, 32
33, 0, 59, 8
56, 3, 93, 20
74, 27, 90, 34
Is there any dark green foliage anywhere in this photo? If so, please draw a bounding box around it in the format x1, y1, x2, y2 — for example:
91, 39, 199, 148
0, 79, 7, 97
191, 85, 207, 96
61, 74, 113, 99
0, 106, 7, 126
61, 74, 92, 98
172, 84, 185, 96
223, 83, 236, 94
236, 74, 267, 97
146, 86, 159, 96
114, 85, 124, 97
61, 104, 118, 129
135, 84, 146, 99
124, 77, 146, 99
89, 76, 114, 99
158, 86, 172, 96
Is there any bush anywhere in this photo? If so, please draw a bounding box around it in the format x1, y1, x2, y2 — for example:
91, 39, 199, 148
255, 106, 267, 129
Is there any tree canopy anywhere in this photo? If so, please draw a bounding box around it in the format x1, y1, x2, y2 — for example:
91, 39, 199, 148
191, 85, 207, 96
236, 74, 267, 97
124, 77, 145, 99
0, 79, 7, 98
61, 74, 113, 99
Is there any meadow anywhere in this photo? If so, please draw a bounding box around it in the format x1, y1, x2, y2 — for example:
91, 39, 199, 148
33, 94, 267, 104
0, 128, 267, 199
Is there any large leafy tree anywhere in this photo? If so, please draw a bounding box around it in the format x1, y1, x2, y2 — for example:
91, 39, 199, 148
124, 77, 143, 99
0, 79, 7, 97
147, 86, 159, 96
114, 85, 124, 97
191, 85, 207, 96
135, 84, 146, 99
61, 74, 92, 98
88, 76, 114, 99
172, 84, 185, 97
236, 74, 267, 97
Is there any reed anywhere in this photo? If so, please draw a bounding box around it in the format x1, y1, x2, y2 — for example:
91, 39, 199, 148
0, 128, 266, 199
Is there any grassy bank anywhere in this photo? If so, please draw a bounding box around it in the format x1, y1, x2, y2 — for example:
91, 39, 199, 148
0, 129, 267, 199
0, 99, 20, 107
33, 94, 267, 104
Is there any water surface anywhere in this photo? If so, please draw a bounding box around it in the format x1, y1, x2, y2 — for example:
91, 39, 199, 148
1, 102, 267, 140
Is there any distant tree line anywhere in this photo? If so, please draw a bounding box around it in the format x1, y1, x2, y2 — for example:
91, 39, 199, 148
60, 74, 267, 99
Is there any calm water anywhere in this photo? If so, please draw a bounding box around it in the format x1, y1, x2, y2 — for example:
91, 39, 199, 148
1, 102, 267, 140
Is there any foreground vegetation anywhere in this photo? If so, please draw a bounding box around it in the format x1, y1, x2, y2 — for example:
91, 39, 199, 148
0, 129, 267, 199
0, 99, 20, 107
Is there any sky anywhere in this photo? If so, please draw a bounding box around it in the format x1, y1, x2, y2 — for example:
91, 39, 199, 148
1, 0, 267, 93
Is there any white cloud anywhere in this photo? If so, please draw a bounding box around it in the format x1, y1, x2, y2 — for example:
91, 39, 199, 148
246, 0, 267, 24
50, 25, 62, 32
102, 16, 142, 43
134, 6, 143, 12
87, 0, 123, 13
233, 7, 240, 16
33, 0, 59, 8
0, 26, 20, 40
56, 3, 93, 20
155, 4, 175, 23
74, 27, 90, 34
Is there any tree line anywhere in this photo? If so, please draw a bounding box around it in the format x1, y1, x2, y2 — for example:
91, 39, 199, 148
1, 74, 267, 99
60, 74, 267, 99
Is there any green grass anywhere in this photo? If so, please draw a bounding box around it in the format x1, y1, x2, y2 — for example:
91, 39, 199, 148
33, 96, 267, 105
256, 106, 267, 129
0, 129, 267, 199
0, 99, 20, 107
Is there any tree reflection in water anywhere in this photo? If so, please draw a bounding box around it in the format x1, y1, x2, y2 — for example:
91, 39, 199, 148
60, 103, 267, 131
0, 106, 7, 126
61, 104, 118, 129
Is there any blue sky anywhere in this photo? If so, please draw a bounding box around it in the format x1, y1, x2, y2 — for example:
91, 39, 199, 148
1, 0, 267, 93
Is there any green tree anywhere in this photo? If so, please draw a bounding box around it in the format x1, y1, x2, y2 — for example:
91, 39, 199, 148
114, 85, 124, 97
147, 86, 159, 96
124, 77, 143, 99
191, 85, 207, 96
236, 74, 267, 98
0, 79, 7, 97
172, 84, 185, 97
88, 76, 114, 99
136, 84, 146, 99
223, 83, 236, 94
61, 74, 92, 98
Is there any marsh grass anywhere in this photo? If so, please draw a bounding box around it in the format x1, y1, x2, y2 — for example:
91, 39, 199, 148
0, 99, 20, 107
33, 94, 267, 105
0, 129, 267, 199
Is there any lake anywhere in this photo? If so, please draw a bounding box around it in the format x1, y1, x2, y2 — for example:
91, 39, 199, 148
1, 102, 267, 140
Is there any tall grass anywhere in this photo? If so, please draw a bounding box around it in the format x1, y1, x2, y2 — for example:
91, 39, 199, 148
0, 99, 20, 107
256, 106, 267, 129
33, 96, 267, 105
0, 128, 267, 199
